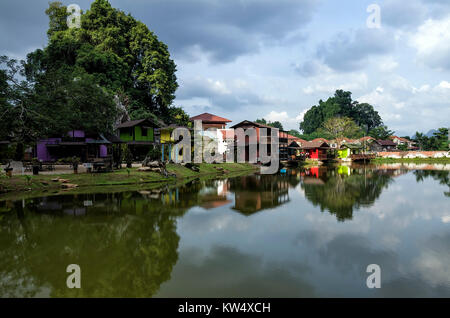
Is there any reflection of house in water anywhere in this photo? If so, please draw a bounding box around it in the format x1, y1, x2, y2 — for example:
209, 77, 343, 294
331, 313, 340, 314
198, 180, 232, 210
229, 175, 291, 215
34, 197, 87, 216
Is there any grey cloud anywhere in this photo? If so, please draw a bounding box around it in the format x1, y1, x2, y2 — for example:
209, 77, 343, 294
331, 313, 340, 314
110, 0, 319, 62
316, 28, 395, 72
0, 0, 318, 62
381, 0, 427, 28
0, 0, 95, 58
293, 60, 323, 77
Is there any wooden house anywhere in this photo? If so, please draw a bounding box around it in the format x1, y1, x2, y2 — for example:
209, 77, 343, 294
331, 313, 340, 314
189, 112, 232, 130
116, 119, 159, 160
158, 124, 192, 162
35, 130, 122, 163
301, 140, 331, 161
389, 136, 419, 150
230, 120, 278, 162
337, 143, 362, 160
287, 141, 307, 161
370, 139, 397, 152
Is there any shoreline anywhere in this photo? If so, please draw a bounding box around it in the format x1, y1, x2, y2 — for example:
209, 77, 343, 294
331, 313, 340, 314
371, 157, 450, 164
0, 163, 258, 201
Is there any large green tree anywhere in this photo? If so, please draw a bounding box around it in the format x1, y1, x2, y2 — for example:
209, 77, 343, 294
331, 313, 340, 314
368, 125, 395, 140
26, 0, 179, 131
299, 90, 383, 135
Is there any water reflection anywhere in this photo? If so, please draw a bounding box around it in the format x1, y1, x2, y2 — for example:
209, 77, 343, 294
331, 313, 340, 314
299, 166, 397, 221
0, 164, 449, 297
229, 175, 296, 215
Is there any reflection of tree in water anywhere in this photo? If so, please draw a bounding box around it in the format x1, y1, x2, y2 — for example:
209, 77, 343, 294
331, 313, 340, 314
0, 191, 188, 297
228, 174, 300, 215
414, 170, 450, 197
301, 168, 393, 221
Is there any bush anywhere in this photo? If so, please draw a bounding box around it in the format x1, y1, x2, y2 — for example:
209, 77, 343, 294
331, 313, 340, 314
147, 145, 162, 161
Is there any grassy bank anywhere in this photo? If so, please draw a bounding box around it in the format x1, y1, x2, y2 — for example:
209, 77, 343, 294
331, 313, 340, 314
372, 157, 450, 164
0, 163, 257, 201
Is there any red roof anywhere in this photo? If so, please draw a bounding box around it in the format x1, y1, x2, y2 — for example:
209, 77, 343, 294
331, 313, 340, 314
190, 113, 232, 123
389, 135, 410, 143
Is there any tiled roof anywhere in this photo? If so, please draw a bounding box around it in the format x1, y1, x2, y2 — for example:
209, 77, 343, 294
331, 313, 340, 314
116, 118, 158, 128
301, 141, 330, 149
376, 139, 397, 146
230, 120, 276, 129
389, 135, 411, 143
360, 136, 375, 141
190, 113, 232, 123
311, 138, 329, 143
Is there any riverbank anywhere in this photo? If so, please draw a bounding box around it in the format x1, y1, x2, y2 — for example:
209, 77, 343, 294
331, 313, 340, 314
372, 157, 450, 164
0, 163, 257, 201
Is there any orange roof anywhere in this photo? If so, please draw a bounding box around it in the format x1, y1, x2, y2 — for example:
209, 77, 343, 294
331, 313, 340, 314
360, 136, 375, 141
389, 135, 410, 143
294, 138, 308, 144
190, 112, 232, 123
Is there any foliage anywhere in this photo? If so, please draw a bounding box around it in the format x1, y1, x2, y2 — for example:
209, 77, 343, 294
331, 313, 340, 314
288, 129, 302, 138
28, 0, 178, 124
397, 144, 408, 151
299, 90, 383, 135
255, 118, 284, 130
167, 106, 191, 127
414, 128, 449, 151
147, 145, 162, 161
368, 125, 395, 140
321, 117, 363, 140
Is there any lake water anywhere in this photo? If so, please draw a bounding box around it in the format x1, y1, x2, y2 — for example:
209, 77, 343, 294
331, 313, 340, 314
0, 164, 449, 297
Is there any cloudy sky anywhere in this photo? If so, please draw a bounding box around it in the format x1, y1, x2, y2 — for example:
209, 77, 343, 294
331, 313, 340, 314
1, 0, 449, 136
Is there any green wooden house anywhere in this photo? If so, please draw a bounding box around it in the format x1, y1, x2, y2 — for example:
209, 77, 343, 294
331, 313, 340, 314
337, 144, 362, 160
116, 119, 159, 160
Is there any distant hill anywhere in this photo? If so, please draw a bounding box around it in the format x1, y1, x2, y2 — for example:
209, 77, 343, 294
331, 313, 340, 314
425, 129, 439, 137
412, 129, 438, 139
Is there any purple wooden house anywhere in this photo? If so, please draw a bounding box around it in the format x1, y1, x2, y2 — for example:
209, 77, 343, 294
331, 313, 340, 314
36, 130, 120, 162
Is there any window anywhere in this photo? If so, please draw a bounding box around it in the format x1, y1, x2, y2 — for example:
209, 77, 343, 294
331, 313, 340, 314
141, 128, 147, 137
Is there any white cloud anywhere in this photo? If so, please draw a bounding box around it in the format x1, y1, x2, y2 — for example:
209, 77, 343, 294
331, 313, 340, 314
264, 110, 307, 130
358, 76, 450, 135
302, 72, 368, 95
410, 16, 450, 70
376, 56, 399, 73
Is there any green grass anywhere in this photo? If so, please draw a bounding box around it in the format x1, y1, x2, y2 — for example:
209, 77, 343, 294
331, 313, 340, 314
0, 163, 257, 201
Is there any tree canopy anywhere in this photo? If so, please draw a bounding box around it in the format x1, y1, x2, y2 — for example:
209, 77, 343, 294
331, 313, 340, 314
414, 128, 449, 151
19, 0, 181, 138
299, 90, 383, 137
320, 117, 363, 140
368, 125, 394, 140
